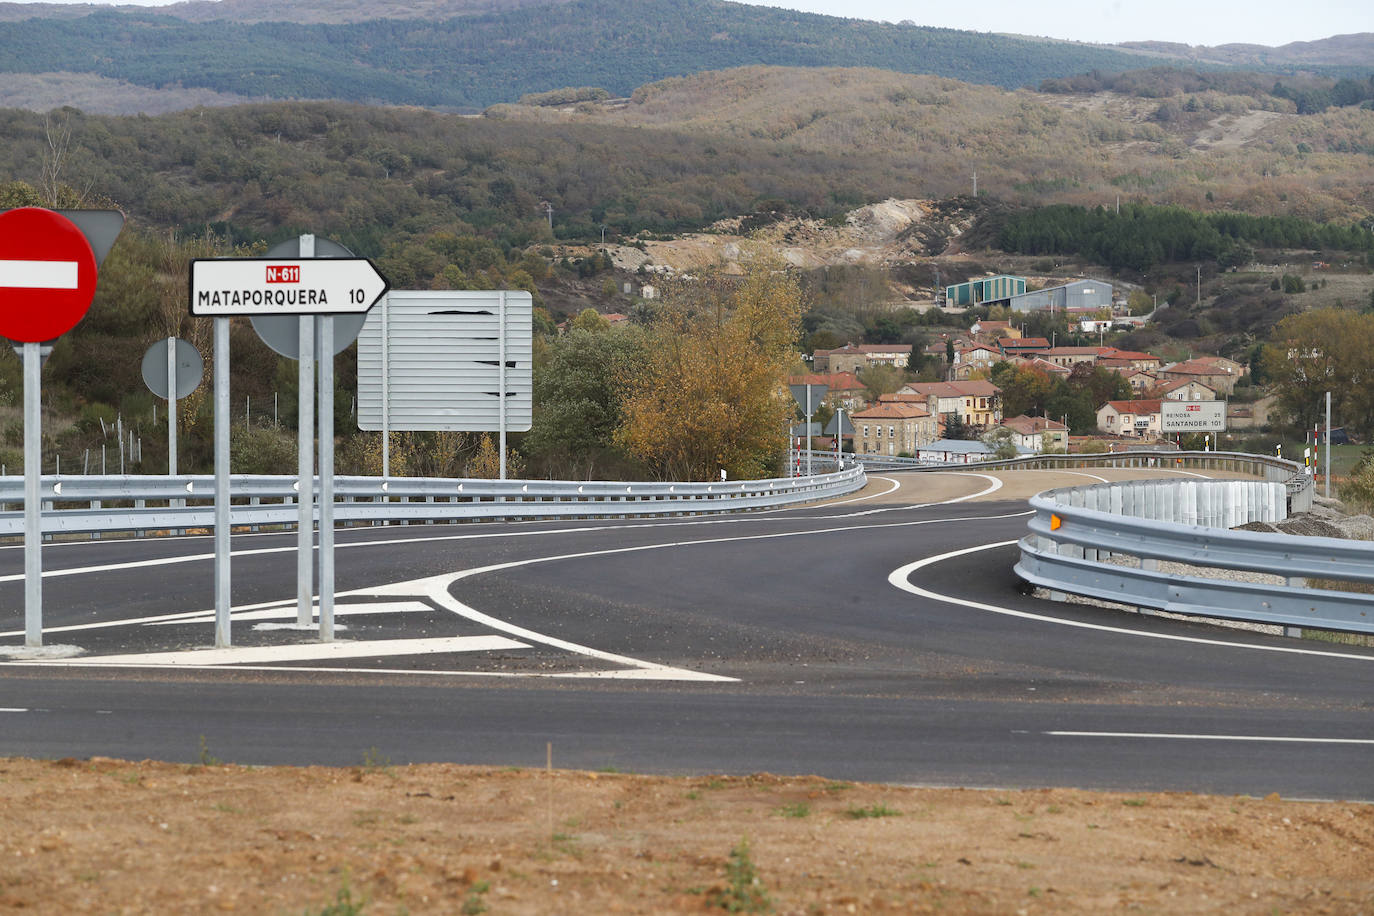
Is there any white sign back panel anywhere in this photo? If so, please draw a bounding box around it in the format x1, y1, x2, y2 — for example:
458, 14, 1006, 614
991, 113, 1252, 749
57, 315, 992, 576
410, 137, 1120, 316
357, 290, 532, 432
1161, 399, 1225, 432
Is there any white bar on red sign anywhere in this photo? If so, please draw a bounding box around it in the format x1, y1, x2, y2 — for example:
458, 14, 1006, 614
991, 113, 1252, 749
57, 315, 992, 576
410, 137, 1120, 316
0, 259, 79, 290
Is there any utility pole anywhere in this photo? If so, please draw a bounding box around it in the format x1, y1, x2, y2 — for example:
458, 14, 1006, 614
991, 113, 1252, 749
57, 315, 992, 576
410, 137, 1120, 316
1196, 264, 1201, 306
971, 170, 978, 197
541, 201, 553, 232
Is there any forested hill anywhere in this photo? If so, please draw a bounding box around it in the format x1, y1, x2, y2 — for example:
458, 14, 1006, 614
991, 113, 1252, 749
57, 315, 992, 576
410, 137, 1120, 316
0, 0, 1182, 111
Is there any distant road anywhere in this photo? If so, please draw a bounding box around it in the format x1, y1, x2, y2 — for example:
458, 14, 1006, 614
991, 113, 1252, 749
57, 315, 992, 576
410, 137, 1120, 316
3, 467, 1370, 799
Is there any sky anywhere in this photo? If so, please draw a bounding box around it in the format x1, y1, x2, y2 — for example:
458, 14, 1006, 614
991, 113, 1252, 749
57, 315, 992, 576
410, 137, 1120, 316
12, 0, 1374, 48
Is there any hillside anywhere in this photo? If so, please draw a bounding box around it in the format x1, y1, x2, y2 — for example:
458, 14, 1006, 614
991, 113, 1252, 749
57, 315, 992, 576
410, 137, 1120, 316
0, 0, 1204, 113
2, 65, 1372, 254
488, 66, 1374, 222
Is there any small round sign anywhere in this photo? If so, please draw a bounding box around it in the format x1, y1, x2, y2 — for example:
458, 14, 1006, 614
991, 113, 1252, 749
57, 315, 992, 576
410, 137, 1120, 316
141, 337, 204, 400
0, 207, 98, 342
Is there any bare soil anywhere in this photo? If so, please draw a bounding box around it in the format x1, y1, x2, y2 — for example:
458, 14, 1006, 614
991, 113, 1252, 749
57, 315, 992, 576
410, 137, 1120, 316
2, 756, 1371, 914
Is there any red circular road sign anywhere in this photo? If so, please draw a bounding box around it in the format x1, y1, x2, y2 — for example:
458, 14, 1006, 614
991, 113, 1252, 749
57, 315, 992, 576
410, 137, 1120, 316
0, 207, 98, 342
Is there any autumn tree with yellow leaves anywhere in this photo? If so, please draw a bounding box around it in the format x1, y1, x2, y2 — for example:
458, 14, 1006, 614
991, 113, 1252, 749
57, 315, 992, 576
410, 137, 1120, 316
615, 264, 803, 481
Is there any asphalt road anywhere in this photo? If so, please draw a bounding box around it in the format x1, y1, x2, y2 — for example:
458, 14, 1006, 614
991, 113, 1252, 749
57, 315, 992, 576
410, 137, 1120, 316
2, 468, 1371, 799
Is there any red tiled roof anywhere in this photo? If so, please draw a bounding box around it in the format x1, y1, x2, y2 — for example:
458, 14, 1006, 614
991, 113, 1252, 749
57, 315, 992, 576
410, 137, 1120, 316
899, 381, 1001, 398
851, 403, 930, 420
1001, 415, 1067, 434
1100, 348, 1159, 362
1154, 377, 1216, 395
1102, 399, 1163, 414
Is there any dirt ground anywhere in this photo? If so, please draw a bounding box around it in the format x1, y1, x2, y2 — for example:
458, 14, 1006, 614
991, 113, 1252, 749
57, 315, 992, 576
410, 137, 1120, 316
2, 757, 1371, 914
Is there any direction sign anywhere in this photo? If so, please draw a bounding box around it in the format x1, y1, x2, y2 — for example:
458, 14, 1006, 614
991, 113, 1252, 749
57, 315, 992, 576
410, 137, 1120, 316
251, 237, 368, 357
1161, 399, 1225, 432
189, 257, 389, 316
0, 207, 98, 342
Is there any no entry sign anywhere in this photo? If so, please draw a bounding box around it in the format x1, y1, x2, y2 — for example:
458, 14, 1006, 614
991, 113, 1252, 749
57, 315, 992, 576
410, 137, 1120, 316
0, 207, 98, 342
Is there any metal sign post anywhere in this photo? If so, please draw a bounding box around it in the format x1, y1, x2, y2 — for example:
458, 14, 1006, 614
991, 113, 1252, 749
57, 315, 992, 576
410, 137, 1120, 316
317, 315, 335, 640
213, 318, 231, 647
194, 234, 386, 645
22, 342, 41, 647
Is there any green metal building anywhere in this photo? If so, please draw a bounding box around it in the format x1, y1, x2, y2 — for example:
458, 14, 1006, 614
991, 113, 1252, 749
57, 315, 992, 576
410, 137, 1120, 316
944, 274, 1026, 307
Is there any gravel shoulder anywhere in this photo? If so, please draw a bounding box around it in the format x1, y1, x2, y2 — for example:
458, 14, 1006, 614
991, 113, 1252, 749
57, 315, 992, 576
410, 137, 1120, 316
3, 756, 1372, 914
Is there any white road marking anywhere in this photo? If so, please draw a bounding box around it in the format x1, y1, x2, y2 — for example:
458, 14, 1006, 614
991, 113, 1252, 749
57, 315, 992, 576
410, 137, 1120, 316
889, 541, 1374, 662
0, 259, 78, 289
1047, 731, 1374, 746
1, 707, 30, 713
835, 473, 1003, 517
1019, 468, 1111, 483
45, 635, 527, 667
818, 475, 902, 506
347, 578, 739, 683
142, 600, 432, 627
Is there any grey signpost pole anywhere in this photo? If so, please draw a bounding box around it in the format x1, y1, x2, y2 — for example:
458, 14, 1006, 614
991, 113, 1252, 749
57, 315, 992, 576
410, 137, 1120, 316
166, 336, 178, 476
213, 318, 231, 647
1325, 390, 1332, 498
318, 316, 335, 640
23, 342, 41, 647
381, 292, 390, 479
296, 236, 315, 628
805, 385, 813, 476
499, 290, 507, 480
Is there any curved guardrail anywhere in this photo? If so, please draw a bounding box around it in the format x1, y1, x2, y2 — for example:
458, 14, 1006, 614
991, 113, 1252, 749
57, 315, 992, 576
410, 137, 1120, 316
846, 449, 1314, 512
1016, 477, 1374, 636
0, 463, 867, 538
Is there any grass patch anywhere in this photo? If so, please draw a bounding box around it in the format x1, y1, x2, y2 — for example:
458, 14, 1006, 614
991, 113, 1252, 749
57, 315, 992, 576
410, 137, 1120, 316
461, 879, 490, 915
774, 802, 810, 818
708, 839, 771, 913
308, 881, 365, 915
846, 804, 901, 819
196, 736, 222, 767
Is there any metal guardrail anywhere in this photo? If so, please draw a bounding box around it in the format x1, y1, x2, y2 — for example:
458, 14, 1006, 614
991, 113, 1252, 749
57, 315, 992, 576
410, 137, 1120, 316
0, 464, 867, 538
1016, 476, 1374, 635
843, 449, 1314, 512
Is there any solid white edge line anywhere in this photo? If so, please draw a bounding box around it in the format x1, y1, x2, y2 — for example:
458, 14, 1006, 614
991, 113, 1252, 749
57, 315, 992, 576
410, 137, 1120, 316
1047, 731, 1374, 746
889, 540, 1374, 663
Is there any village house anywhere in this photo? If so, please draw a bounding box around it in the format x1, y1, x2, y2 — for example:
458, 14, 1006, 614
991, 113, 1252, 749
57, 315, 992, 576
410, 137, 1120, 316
950, 343, 1000, 379
1096, 399, 1165, 439
813, 342, 913, 374
1005, 355, 1073, 380
1042, 345, 1109, 368
997, 337, 1051, 359
850, 403, 937, 457
1153, 377, 1219, 402
1099, 361, 1157, 393
997, 415, 1069, 453
891, 380, 1002, 429
1100, 348, 1162, 371
1156, 358, 1240, 395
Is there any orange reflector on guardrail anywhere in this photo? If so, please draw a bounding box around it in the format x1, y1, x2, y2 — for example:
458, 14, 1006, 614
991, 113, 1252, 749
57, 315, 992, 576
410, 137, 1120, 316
1051, 514, 1062, 531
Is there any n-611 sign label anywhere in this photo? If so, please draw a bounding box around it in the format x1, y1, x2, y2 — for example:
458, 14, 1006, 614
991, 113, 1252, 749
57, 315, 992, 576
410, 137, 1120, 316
189, 257, 389, 316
